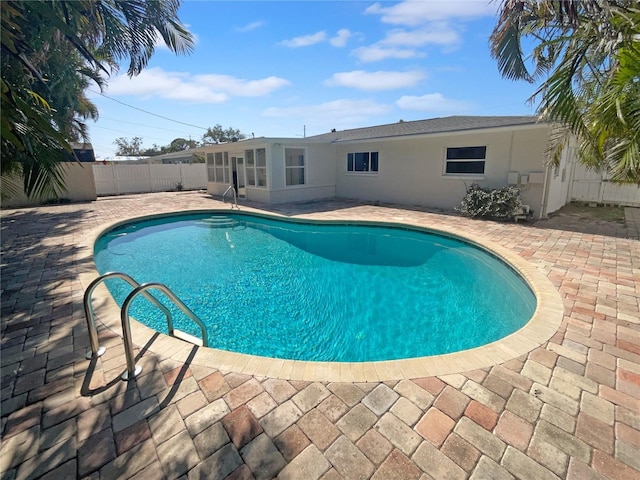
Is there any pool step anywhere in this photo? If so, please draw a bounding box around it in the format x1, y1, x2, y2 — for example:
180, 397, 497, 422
200, 216, 239, 228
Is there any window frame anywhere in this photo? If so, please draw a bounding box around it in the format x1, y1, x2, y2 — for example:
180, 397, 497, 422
256, 148, 267, 188
284, 147, 305, 186
245, 149, 256, 186
214, 152, 224, 183
223, 152, 230, 183
206, 152, 215, 182
346, 151, 379, 174
444, 146, 486, 177
243, 148, 268, 189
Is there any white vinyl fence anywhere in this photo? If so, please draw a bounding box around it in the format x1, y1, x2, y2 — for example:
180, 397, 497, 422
93, 163, 207, 196
570, 162, 640, 206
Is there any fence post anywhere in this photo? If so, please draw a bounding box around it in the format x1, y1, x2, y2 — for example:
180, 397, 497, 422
147, 163, 153, 192
113, 163, 120, 195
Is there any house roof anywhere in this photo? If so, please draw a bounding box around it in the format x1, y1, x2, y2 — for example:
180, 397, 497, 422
305, 115, 542, 143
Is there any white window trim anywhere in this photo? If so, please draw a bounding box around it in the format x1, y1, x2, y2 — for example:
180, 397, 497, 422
284, 147, 306, 187
442, 146, 487, 178
244, 148, 268, 189
346, 151, 379, 175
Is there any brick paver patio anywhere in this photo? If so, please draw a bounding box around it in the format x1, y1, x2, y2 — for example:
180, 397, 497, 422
1, 191, 639, 480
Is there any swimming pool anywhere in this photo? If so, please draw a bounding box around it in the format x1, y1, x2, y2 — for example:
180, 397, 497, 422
94, 212, 536, 362
94, 213, 536, 362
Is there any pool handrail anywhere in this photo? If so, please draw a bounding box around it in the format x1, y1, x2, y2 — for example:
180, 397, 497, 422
84, 272, 210, 381
83, 271, 173, 359
120, 282, 210, 380
223, 185, 238, 209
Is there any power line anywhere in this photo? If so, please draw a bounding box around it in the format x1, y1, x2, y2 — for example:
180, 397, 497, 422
98, 116, 196, 136
91, 124, 173, 143
88, 89, 208, 130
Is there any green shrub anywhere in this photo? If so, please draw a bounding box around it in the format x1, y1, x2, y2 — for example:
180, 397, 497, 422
456, 183, 522, 220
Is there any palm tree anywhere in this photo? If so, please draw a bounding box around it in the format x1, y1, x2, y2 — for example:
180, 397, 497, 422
490, 0, 640, 183
1, 0, 194, 199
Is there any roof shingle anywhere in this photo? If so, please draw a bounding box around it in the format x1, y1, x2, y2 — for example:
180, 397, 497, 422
305, 115, 541, 143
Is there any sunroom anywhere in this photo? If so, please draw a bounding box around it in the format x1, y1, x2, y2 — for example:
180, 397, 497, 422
204, 138, 336, 204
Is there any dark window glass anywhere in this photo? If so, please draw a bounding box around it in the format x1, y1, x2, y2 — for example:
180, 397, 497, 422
354, 152, 369, 171
347, 152, 378, 172
371, 152, 378, 172
445, 161, 485, 174
446, 146, 486, 160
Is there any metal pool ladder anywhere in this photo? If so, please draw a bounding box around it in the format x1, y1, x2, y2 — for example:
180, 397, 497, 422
223, 185, 238, 209
83, 272, 209, 380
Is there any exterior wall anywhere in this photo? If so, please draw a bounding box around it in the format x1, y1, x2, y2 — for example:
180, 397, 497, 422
93, 164, 206, 196
2, 162, 97, 208
544, 143, 573, 216
505, 129, 549, 217
334, 126, 551, 215
268, 142, 336, 204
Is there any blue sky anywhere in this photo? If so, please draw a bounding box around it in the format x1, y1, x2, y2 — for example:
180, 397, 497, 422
87, 1, 539, 159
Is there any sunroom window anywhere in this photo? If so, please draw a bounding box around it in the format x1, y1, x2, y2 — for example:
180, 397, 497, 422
285, 148, 305, 186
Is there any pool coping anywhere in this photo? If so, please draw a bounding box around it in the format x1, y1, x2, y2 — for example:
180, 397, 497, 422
77, 205, 564, 382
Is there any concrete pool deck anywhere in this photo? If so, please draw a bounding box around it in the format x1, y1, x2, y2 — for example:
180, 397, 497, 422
1, 191, 639, 479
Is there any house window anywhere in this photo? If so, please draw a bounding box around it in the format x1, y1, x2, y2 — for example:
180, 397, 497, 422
445, 146, 486, 175
214, 152, 224, 182
206, 153, 215, 182
256, 148, 267, 187
285, 148, 305, 186
243, 148, 267, 188
347, 152, 378, 173
223, 152, 230, 183
245, 149, 255, 186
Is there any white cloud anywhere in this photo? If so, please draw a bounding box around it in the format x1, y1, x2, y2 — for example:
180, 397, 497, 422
396, 93, 472, 113
107, 67, 290, 103
236, 21, 265, 33
195, 74, 290, 97
352, 45, 420, 62
366, 1, 496, 26
325, 70, 425, 91
353, 24, 460, 62
280, 31, 327, 48
380, 25, 460, 47
330, 29, 352, 47
280, 29, 353, 48
263, 99, 391, 121
355, 1, 493, 62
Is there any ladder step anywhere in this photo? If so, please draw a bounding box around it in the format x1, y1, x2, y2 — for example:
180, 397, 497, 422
172, 329, 204, 346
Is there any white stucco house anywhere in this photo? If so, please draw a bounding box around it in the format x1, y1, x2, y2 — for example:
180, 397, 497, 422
203, 115, 579, 219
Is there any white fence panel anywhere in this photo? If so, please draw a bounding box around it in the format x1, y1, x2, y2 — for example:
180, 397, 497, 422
118, 165, 152, 194
93, 164, 118, 195
569, 162, 640, 206
602, 182, 640, 205
150, 164, 180, 192
181, 164, 209, 190
93, 164, 207, 196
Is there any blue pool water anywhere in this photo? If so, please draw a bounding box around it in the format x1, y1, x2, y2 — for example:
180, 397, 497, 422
94, 213, 536, 362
